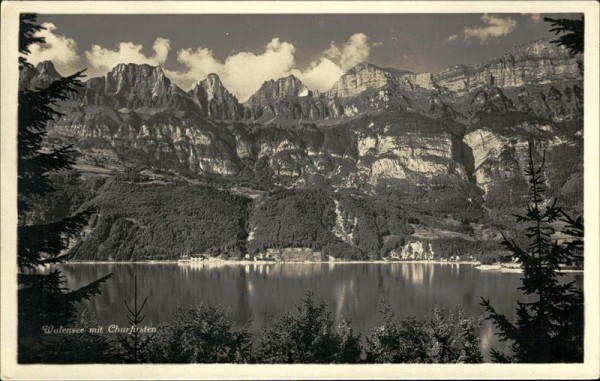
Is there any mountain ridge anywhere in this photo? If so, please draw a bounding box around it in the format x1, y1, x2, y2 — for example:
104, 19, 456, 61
20, 37, 584, 262
22, 38, 581, 126
189, 73, 243, 120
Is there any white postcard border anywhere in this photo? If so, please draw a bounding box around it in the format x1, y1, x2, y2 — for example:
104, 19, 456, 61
1, 1, 598, 379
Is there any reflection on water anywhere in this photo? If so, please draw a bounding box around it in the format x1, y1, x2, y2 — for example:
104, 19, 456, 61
54, 262, 583, 362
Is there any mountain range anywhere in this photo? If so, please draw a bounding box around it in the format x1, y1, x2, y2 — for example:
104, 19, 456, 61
21, 38, 584, 261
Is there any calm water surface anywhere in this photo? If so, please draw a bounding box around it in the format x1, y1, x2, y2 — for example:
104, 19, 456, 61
56, 262, 583, 361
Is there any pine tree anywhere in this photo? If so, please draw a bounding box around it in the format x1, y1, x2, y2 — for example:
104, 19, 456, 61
256, 290, 362, 363
115, 276, 156, 363
544, 16, 584, 74
544, 17, 584, 57
365, 299, 483, 363
148, 303, 253, 363
480, 142, 584, 363
17, 13, 112, 361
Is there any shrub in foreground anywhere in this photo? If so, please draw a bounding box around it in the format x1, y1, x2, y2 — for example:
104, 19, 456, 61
148, 303, 252, 363
365, 302, 483, 363
255, 290, 362, 363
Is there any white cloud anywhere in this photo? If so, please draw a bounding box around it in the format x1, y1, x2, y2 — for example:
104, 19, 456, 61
41, 31, 380, 102
446, 34, 458, 42
290, 58, 344, 94
84, 37, 171, 77
165, 47, 221, 85
290, 33, 381, 93
463, 14, 518, 43
167, 33, 381, 101
325, 32, 381, 70
28, 23, 80, 74
165, 37, 297, 102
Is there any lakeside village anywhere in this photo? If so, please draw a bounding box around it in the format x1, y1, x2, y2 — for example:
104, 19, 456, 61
176, 243, 530, 272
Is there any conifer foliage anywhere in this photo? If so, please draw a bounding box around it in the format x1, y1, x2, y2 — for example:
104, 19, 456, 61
18, 13, 93, 267
480, 143, 584, 363
365, 300, 483, 363
544, 17, 584, 57
148, 303, 253, 363
544, 16, 584, 74
256, 290, 362, 363
17, 13, 112, 361
115, 276, 156, 363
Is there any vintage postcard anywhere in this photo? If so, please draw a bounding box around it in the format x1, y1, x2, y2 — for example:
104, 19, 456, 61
1, 1, 599, 379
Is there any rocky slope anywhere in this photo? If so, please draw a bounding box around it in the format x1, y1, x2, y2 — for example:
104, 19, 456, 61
189, 73, 243, 120
242, 75, 328, 122
78, 63, 200, 114
20, 39, 582, 125
19, 61, 62, 91
433, 39, 581, 95
20, 38, 584, 261
22, 38, 581, 193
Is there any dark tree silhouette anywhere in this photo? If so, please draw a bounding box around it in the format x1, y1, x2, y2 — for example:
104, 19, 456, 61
18, 14, 45, 70
545, 16, 584, 74
544, 17, 584, 56
480, 142, 584, 363
17, 13, 112, 362
148, 303, 252, 363
559, 211, 583, 266
256, 290, 362, 363
365, 299, 483, 363
115, 275, 156, 363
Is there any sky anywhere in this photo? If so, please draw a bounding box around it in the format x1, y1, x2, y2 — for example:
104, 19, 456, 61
31, 13, 581, 102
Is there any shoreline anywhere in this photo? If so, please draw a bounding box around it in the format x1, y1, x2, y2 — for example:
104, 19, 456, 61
60, 259, 584, 273
63, 259, 481, 265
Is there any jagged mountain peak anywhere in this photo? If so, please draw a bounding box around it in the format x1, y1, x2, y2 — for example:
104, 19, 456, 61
112, 62, 163, 71
269, 74, 308, 93
192, 73, 227, 94
107, 63, 169, 84
19, 60, 62, 90
77, 62, 199, 113
204, 72, 222, 84
325, 62, 400, 99
189, 73, 242, 120
343, 62, 413, 78
101, 63, 176, 100
345, 62, 388, 75
247, 74, 311, 104
24, 35, 581, 125
242, 74, 326, 121
504, 38, 576, 60
345, 62, 382, 74
36, 60, 61, 77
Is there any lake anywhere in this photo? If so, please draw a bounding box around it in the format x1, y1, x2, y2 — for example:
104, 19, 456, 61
56, 262, 583, 362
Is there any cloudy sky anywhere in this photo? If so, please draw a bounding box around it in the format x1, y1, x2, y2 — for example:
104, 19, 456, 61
31, 13, 580, 101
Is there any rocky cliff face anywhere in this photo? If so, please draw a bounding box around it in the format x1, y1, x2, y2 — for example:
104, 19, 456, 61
326, 63, 400, 98
49, 103, 474, 195
433, 39, 581, 95
23, 37, 583, 262
325, 63, 435, 100
26, 37, 582, 209
189, 73, 243, 120
318, 39, 581, 123
242, 75, 329, 122
19, 61, 62, 90
79, 63, 200, 113
31, 38, 581, 127
464, 113, 569, 195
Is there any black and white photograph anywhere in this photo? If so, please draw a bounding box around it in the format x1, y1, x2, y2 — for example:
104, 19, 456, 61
1, 1, 599, 379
